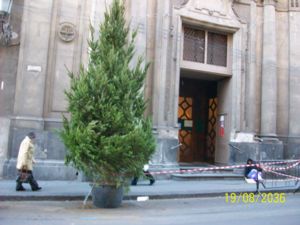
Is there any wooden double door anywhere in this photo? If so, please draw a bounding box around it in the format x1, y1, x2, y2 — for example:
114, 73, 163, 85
178, 78, 218, 163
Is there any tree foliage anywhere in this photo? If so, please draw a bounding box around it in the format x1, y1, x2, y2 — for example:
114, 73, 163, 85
60, 0, 156, 186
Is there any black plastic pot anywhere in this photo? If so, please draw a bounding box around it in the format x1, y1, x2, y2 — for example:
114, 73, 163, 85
91, 185, 124, 208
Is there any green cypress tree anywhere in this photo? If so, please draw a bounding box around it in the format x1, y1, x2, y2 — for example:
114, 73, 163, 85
60, 0, 156, 187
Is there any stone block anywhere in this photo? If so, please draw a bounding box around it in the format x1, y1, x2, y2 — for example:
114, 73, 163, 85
4, 127, 76, 180
10, 128, 66, 160
229, 139, 284, 164
0, 118, 10, 177
151, 137, 179, 165
3, 159, 77, 181
285, 140, 300, 160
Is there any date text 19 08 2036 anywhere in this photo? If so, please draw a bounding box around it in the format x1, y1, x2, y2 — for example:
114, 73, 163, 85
225, 192, 286, 204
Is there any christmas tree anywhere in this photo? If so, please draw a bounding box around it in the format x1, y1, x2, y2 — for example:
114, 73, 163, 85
60, 0, 156, 187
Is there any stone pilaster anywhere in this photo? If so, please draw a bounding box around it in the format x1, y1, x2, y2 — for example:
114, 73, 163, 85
0, 118, 10, 177
286, 7, 300, 159
289, 9, 300, 136
150, 0, 179, 166
152, 0, 171, 128
246, 0, 258, 133
13, 0, 54, 124
260, 0, 277, 136
130, 0, 147, 65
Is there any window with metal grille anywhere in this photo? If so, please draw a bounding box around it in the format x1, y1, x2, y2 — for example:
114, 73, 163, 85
183, 27, 205, 63
291, 0, 299, 7
207, 32, 227, 67
183, 26, 228, 67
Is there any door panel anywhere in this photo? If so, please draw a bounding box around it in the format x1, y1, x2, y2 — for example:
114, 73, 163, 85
178, 96, 193, 162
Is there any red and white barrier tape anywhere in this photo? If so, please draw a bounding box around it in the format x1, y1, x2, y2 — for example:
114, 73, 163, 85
258, 159, 299, 166
264, 169, 300, 181
150, 160, 300, 176
262, 161, 300, 171
151, 164, 249, 175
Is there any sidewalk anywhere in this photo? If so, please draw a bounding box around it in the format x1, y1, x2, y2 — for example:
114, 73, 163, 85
1, 178, 299, 201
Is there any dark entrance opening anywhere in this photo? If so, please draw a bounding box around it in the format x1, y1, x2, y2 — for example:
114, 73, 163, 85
178, 77, 218, 163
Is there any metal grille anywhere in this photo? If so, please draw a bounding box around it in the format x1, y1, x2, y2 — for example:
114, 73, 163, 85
183, 27, 205, 63
207, 98, 217, 161
207, 32, 227, 67
183, 26, 228, 67
291, 0, 299, 7
178, 97, 193, 160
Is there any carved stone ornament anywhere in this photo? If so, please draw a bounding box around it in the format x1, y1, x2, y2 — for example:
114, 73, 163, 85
58, 22, 76, 42
177, 0, 235, 18
194, 0, 230, 17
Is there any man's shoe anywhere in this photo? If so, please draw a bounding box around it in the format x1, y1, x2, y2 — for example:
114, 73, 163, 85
150, 179, 155, 185
32, 187, 42, 191
16, 186, 26, 191
131, 177, 138, 186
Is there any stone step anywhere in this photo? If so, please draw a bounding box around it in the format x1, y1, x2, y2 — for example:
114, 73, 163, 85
179, 167, 235, 174
148, 165, 241, 180
171, 173, 244, 181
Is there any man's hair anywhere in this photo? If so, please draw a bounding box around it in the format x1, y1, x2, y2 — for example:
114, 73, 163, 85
247, 158, 253, 164
27, 132, 36, 139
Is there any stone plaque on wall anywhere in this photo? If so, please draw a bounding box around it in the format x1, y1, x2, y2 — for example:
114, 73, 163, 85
58, 22, 76, 42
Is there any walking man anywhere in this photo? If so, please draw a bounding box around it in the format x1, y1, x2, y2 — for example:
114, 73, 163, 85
16, 132, 42, 191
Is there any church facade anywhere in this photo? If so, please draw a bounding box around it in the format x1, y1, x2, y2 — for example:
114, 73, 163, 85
1, 0, 300, 180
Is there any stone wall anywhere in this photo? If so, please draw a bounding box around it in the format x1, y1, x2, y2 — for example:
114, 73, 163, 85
229, 140, 284, 164
1, 0, 300, 180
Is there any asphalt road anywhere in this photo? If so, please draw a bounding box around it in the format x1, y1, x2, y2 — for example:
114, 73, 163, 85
0, 193, 300, 225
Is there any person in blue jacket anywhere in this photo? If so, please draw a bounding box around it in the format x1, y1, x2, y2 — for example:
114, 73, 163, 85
244, 158, 264, 193
244, 158, 263, 181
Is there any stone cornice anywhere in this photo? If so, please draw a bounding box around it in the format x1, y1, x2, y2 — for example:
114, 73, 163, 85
263, 0, 277, 6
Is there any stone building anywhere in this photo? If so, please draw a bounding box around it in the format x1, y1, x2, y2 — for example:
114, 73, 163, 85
0, 0, 300, 180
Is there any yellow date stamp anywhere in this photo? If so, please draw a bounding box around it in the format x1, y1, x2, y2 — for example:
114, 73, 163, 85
225, 192, 286, 204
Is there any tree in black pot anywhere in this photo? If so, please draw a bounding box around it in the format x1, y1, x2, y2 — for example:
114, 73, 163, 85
60, 0, 156, 208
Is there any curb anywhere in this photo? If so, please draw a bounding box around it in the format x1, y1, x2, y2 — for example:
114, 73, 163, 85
1, 188, 299, 201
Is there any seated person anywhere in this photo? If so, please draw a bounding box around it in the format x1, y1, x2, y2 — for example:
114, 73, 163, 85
244, 158, 263, 181
131, 164, 155, 185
